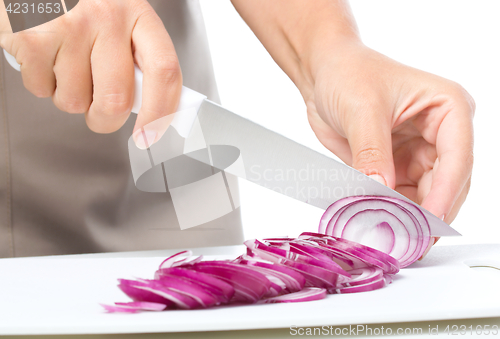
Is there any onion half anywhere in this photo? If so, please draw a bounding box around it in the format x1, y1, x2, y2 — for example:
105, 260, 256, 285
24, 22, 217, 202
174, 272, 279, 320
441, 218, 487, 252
319, 196, 431, 267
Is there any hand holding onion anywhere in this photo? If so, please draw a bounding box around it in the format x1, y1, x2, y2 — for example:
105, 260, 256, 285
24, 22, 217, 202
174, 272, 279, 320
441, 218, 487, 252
232, 1, 474, 258
305, 43, 474, 257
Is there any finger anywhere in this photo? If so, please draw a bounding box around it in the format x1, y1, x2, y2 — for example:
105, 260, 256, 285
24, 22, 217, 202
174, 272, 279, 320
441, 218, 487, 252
346, 106, 396, 189
131, 8, 182, 148
443, 176, 471, 224
418, 236, 438, 261
307, 109, 352, 163
3, 26, 60, 98
19, 34, 58, 98
52, 37, 92, 113
419, 176, 470, 260
420, 98, 474, 220
86, 22, 135, 133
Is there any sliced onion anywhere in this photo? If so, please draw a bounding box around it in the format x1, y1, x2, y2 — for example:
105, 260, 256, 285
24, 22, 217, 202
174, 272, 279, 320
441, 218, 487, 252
101, 301, 167, 313
340, 267, 383, 287
265, 281, 285, 298
159, 250, 203, 269
383, 274, 394, 285
118, 279, 199, 309
330, 236, 400, 274
140, 275, 219, 308
118, 279, 176, 308
260, 288, 327, 303
319, 196, 431, 267
235, 257, 306, 293
155, 267, 234, 304
270, 240, 347, 274
299, 232, 399, 274
245, 239, 351, 280
105, 218, 409, 313
245, 240, 350, 288
332, 278, 387, 294
186, 261, 272, 303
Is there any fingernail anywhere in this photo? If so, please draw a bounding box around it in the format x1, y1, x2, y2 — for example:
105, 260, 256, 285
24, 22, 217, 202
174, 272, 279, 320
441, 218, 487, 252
369, 174, 386, 186
418, 237, 435, 261
134, 130, 157, 150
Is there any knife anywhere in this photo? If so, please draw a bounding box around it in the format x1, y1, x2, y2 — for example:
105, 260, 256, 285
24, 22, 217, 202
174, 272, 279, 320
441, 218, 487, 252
3, 50, 459, 236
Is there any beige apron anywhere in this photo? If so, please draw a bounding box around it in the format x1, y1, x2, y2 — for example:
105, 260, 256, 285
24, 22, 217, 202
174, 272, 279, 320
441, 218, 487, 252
0, 0, 244, 258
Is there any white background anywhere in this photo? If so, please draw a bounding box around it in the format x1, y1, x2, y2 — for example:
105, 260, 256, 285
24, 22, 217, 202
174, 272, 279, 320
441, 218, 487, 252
200, 1, 500, 247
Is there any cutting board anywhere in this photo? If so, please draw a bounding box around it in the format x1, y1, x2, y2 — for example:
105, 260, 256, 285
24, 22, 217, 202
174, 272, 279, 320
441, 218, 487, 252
0, 244, 499, 335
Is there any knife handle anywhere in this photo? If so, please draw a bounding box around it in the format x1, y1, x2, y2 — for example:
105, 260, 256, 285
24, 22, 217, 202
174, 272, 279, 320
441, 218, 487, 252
3, 49, 207, 114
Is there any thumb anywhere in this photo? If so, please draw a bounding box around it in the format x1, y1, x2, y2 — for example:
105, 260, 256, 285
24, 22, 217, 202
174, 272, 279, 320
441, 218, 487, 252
346, 111, 395, 189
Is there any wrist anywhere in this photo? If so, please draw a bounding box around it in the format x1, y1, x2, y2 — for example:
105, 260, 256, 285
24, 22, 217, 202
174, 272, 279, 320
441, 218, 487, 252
293, 33, 363, 101
275, 1, 362, 100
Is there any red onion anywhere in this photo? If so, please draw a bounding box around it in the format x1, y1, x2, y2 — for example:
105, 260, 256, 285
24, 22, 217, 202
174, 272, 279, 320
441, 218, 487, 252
101, 301, 167, 313
259, 287, 327, 304
298, 232, 400, 274
159, 250, 203, 269
234, 257, 306, 293
333, 278, 387, 294
319, 196, 431, 267
155, 267, 234, 304
339, 267, 383, 288
103, 209, 415, 313
184, 261, 272, 303
118, 279, 200, 309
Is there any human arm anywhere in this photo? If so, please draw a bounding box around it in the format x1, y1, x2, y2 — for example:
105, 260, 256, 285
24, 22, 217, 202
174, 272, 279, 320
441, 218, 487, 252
231, 0, 474, 252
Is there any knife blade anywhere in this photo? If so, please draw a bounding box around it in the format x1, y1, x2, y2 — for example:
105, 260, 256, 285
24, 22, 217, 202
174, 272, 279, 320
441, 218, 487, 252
192, 99, 459, 236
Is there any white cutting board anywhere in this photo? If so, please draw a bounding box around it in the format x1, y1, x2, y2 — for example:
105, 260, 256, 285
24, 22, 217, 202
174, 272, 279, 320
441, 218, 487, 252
0, 244, 499, 335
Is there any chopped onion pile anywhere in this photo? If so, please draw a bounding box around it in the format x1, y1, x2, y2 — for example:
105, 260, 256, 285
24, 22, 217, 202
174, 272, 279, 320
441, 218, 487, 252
319, 196, 431, 267
103, 232, 400, 313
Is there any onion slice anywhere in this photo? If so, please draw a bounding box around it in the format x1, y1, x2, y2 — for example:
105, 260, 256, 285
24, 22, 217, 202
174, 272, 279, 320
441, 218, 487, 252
299, 232, 400, 274
186, 261, 272, 303
333, 278, 387, 294
101, 301, 167, 313
341, 267, 383, 287
235, 257, 306, 293
260, 287, 327, 304
155, 267, 235, 304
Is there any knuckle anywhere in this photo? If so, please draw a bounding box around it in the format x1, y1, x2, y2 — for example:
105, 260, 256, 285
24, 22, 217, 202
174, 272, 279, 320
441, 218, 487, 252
30, 87, 53, 98
97, 92, 133, 116
446, 82, 476, 116
148, 56, 181, 83
89, 0, 118, 14
139, 107, 166, 121
353, 146, 388, 172
67, 11, 89, 34
83, 0, 127, 25
54, 95, 90, 114
18, 33, 39, 49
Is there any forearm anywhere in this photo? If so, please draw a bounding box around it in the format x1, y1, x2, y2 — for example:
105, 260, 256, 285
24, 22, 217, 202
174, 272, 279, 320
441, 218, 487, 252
231, 0, 360, 96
